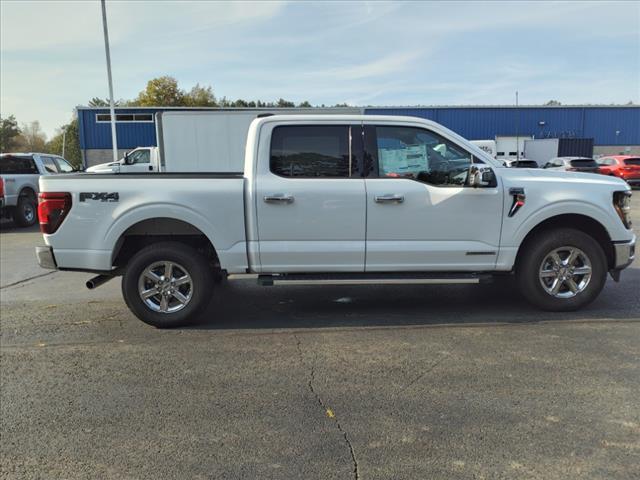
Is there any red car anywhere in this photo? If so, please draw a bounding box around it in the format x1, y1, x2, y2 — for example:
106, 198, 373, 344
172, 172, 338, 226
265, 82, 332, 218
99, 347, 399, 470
596, 155, 640, 187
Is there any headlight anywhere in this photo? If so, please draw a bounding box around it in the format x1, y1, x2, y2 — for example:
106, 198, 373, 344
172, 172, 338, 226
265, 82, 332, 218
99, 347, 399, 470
613, 191, 632, 229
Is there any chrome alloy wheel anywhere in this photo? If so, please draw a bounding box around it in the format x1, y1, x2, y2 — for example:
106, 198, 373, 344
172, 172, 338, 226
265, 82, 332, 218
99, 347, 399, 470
538, 246, 592, 299
137, 261, 193, 313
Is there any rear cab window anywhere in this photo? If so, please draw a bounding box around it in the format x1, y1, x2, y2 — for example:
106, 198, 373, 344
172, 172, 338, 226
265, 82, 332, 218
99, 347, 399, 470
270, 125, 353, 178
0, 155, 38, 174
569, 159, 598, 168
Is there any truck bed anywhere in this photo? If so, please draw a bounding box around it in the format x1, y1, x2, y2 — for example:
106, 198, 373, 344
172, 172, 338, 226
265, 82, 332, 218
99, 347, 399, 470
39, 173, 248, 273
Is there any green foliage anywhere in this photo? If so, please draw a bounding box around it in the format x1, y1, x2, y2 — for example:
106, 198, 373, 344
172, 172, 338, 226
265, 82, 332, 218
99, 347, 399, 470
46, 119, 82, 168
0, 115, 21, 152
544, 100, 562, 106
184, 84, 217, 107
134, 76, 185, 107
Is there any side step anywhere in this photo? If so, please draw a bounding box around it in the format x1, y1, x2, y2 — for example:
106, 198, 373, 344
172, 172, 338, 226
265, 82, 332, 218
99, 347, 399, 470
255, 272, 493, 286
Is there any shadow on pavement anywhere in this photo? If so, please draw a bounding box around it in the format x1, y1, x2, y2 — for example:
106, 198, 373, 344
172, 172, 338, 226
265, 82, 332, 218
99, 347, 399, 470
0, 219, 39, 233
188, 267, 640, 331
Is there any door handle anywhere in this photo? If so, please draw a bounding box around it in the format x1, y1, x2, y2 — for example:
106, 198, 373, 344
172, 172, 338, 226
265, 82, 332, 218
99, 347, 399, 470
374, 194, 405, 204
264, 194, 294, 204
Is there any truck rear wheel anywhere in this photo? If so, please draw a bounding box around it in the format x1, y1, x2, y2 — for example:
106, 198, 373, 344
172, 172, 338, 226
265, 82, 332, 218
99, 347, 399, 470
14, 194, 37, 227
122, 242, 214, 328
516, 228, 607, 311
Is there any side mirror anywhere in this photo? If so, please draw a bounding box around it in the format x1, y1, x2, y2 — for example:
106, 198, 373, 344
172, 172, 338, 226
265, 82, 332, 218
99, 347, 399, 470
469, 166, 496, 188
543, 163, 551, 169
124, 152, 133, 165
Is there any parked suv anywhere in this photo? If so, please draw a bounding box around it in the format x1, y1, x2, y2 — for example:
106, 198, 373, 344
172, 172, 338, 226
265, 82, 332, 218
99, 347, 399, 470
542, 157, 600, 173
596, 155, 640, 187
0, 153, 75, 227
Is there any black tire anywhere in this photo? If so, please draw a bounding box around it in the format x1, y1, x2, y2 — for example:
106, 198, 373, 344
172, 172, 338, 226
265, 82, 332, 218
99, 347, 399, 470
516, 228, 607, 311
122, 241, 214, 328
14, 194, 37, 227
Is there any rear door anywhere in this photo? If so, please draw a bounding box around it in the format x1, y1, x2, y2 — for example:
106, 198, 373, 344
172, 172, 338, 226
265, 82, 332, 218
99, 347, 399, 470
364, 123, 503, 271
255, 123, 366, 272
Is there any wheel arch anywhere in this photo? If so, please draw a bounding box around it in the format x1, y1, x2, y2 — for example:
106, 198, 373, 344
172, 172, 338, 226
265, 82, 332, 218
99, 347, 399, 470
18, 185, 37, 198
111, 217, 220, 271
514, 214, 615, 270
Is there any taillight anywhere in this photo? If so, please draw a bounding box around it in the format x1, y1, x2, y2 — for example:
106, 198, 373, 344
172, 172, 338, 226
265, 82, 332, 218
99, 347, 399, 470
38, 192, 72, 234
0, 177, 4, 197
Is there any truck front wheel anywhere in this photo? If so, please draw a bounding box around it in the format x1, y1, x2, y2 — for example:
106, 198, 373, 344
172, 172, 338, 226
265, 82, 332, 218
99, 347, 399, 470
122, 242, 214, 328
516, 228, 607, 311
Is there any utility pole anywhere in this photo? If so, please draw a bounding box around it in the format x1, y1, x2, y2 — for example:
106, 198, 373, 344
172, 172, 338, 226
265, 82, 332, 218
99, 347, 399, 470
101, 0, 118, 162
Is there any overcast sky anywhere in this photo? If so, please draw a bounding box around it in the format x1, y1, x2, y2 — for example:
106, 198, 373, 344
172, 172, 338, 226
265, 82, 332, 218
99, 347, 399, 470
1, 0, 639, 137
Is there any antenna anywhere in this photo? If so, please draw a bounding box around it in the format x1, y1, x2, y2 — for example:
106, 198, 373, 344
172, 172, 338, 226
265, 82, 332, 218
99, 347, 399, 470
515, 91, 520, 167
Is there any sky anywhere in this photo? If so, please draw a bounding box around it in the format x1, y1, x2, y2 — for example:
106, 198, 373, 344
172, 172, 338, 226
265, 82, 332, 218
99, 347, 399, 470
1, 0, 639, 138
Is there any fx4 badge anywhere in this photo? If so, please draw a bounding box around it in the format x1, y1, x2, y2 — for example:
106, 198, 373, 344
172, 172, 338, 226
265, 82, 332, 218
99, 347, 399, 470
80, 192, 119, 202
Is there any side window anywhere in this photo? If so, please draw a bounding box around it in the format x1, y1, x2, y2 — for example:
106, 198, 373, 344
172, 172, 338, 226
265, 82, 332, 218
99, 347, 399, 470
270, 126, 351, 178
54, 158, 75, 173
0, 155, 38, 174
40, 156, 59, 173
129, 150, 150, 164
375, 126, 473, 187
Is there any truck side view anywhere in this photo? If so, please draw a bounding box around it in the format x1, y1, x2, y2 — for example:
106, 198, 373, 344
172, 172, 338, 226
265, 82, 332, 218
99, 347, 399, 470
36, 115, 635, 327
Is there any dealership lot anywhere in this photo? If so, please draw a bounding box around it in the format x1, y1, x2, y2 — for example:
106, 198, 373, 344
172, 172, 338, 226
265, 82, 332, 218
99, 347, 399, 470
1, 196, 639, 479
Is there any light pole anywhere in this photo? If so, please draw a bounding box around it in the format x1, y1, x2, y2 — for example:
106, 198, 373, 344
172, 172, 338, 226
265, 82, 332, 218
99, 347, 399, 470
62, 125, 67, 158
101, 0, 118, 162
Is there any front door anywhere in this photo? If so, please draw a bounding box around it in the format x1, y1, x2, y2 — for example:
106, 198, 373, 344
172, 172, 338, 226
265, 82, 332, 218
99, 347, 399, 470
364, 124, 503, 271
126, 148, 154, 172
255, 123, 366, 272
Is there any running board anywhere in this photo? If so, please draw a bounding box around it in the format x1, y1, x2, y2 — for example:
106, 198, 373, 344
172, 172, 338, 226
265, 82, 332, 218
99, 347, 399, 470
254, 272, 493, 286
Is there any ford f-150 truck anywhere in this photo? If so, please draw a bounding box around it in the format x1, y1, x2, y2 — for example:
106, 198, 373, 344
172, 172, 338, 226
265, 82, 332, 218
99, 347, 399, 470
1, 153, 76, 227
35, 115, 635, 327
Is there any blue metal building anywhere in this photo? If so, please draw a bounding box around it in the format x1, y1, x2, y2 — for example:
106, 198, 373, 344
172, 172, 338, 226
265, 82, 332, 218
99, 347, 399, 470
77, 105, 640, 166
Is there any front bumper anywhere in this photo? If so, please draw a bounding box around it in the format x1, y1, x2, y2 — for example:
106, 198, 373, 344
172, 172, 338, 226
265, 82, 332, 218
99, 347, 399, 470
35, 246, 58, 270
612, 236, 636, 270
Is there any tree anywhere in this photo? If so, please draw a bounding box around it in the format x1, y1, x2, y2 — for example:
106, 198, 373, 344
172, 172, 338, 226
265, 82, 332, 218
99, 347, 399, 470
134, 76, 185, 106
544, 100, 562, 106
297, 101, 312, 108
184, 84, 217, 107
88, 97, 126, 107
276, 98, 295, 108
17, 121, 47, 152
46, 118, 82, 169
0, 115, 21, 152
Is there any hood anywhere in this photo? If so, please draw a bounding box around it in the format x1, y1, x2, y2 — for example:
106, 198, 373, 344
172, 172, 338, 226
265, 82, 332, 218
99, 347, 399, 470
85, 161, 122, 173
499, 167, 630, 189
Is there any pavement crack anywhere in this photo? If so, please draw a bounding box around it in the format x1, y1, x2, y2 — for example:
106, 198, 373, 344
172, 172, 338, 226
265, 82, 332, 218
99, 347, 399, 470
399, 351, 450, 395
293, 333, 359, 480
0, 271, 56, 290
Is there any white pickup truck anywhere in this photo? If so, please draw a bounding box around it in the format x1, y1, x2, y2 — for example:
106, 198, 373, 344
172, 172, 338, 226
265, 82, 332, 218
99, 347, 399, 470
1, 153, 76, 227
36, 115, 635, 327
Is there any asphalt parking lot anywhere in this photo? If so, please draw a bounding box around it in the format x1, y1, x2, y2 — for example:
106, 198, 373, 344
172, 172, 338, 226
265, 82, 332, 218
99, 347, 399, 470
1, 196, 639, 479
